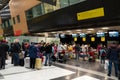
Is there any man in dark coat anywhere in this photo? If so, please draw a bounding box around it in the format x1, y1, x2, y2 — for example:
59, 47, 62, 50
107, 42, 119, 77
0, 40, 9, 69
12, 42, 21, 66
45, 43, 52, 66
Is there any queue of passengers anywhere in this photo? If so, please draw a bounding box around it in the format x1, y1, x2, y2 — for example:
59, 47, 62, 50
0, 40, 120, 79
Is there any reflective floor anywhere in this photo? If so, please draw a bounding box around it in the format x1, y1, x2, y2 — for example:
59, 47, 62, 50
0, 58, 118, 80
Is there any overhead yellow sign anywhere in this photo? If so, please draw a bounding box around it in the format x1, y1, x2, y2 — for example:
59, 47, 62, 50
101, 37, 105, 42
77, 7, 104, 20
91, 37, 95, 42
74, 37, 77, 41
82, 37, 86, 41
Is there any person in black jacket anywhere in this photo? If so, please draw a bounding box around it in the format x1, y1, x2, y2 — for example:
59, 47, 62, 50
12, 41, 21, 66
44, 43, 52, 66
74, 43, 81, 61
0, 40, 9, 69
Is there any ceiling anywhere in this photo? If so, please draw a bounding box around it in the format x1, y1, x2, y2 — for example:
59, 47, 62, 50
0, 0, 10, 19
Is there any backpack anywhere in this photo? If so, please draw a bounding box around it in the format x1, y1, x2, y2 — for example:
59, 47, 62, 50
101, 50, 106, 57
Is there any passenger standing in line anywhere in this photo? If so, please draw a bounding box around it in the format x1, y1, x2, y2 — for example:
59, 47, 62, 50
74, 43, 81, 61
10, 43, 14, 64
107, 42, 119, 77
44, 43, 52, 66
0, 40, 9, 69
28, 43, 37, 69
97, 44, 102, 59
100, 47, 106, 64
12, 41, 21, 66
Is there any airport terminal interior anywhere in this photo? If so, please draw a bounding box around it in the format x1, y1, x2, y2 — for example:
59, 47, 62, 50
0, 0, 120, 80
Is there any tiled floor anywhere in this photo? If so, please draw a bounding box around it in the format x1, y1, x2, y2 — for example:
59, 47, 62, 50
0, 58, 118, 80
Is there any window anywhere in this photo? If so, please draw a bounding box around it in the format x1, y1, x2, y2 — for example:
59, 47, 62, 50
60, 0, 69, 8
9, 19, 13, 26
5, 21, 8, 27
69, 0, 86, 5
17, 15, 20, 23
0, 24, 2, 28
2, 23, 5, 28
43, 3, 54, 13
13, 17, 16, 24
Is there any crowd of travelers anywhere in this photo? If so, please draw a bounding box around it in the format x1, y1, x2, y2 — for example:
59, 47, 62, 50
0, 39, 120, 79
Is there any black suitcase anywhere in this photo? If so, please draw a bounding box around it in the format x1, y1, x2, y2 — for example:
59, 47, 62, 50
19, 59, 24, 66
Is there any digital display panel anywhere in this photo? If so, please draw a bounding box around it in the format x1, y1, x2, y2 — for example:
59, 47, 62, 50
60, 34, 65, 38
72, 34, 78, 38
109, 31, 119, 37
96, 32, 105, 37
80, 33, 86, 37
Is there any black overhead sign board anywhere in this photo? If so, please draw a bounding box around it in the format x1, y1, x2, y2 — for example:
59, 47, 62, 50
28, 0, 120, 33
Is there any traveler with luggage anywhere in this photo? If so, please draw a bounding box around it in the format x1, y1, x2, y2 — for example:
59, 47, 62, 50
28, 43, 38, 69
12, 40, 21, 66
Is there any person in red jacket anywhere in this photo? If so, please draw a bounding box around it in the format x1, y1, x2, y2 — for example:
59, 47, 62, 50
88, 48, 95, 62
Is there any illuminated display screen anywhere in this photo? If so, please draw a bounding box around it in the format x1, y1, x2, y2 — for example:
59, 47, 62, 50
109, 31, 119, 37
96, 32, 105, 37
80, 33, 86, 37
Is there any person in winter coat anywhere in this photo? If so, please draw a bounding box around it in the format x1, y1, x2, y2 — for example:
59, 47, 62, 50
0, 40, 9, 69
28, 43, 38, 69
12, 42, 21, 66
44, 43, 52, 66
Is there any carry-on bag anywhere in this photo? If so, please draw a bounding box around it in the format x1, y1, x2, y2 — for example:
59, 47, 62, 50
35, 58, 42, 70
24, 57, 30, 68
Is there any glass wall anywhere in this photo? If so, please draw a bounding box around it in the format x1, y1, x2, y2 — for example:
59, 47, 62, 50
69, 0, 86, 5
60, 0, 69, 8
26, 0, 86, 20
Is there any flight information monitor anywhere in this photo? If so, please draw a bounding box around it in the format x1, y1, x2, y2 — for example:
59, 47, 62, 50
109, 31, 119, 37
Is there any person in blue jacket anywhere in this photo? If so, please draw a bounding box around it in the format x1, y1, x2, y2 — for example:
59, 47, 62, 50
29, 43, 38, 69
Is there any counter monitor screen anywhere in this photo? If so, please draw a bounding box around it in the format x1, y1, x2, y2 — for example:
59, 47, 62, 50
72, 34, 78, 38
109, 31, 119, 37
80, 33, 86, 37
96, 32, 105, 37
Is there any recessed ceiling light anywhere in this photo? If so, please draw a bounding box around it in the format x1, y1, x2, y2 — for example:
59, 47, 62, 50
66, 30, 71, 32
98, 30, 103, 32
51, 32, 56, 33
87, 28, 94, 31
76, 30, 81, 31
87, 31, 91, 33
102, 27, 109, 30
58, 31, 63, 33
77, 32, 81, 33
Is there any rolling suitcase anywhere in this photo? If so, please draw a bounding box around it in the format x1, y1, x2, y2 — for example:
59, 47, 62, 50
24, 57, 30, 68
35, 58, 42, 70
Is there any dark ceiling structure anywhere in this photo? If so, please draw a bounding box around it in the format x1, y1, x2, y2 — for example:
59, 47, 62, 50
0, 0, 10, 19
